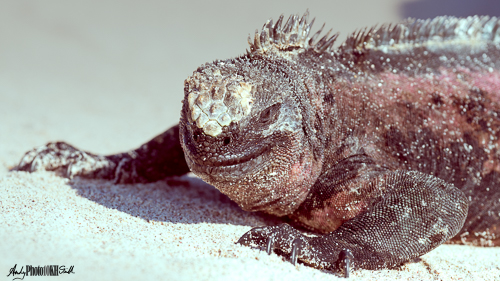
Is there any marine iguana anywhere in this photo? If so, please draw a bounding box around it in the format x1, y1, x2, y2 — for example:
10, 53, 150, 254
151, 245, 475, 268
14, 12, 500, 277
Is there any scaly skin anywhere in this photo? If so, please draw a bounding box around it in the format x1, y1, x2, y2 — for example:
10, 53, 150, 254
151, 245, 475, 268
14, 13, 500, 276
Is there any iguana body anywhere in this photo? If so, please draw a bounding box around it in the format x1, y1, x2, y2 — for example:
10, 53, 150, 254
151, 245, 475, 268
15, 13, 500, 276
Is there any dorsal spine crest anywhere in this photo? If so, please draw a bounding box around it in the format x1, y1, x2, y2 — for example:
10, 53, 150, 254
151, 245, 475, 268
339, 16, 500, 54
248, 11, 338, 57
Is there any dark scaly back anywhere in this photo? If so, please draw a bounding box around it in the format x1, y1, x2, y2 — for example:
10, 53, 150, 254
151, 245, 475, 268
332, 16, 500, 245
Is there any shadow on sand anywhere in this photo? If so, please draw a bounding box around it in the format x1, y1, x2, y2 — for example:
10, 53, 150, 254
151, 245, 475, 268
67, 175, 285, 227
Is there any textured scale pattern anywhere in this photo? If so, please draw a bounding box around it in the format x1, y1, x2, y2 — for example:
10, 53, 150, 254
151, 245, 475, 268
13, 12, 500, 277
186, 69, 255, 137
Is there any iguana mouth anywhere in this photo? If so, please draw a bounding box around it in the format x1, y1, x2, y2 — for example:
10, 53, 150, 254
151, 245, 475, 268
187, 144, 272, 176
212, 145, 271, 167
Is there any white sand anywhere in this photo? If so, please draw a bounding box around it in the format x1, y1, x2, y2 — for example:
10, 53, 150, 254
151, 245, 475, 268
1, 172, 499, 280
1, 1, 499, 280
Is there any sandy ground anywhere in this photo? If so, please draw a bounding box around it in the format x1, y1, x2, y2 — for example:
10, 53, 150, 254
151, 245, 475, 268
1, 1, 499, 280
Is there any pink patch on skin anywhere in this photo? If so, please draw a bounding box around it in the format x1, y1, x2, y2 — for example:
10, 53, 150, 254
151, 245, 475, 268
365, 67, 500, 181
307, 189, 368, 233
371, 68, 500, 141
290, 161, 304, 178
482, 158, 500, 175
470, 71, 500, 99
287, 148, 318, 196
253, 137, 323, 216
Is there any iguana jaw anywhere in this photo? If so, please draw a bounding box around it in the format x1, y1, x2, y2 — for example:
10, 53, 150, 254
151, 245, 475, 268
180, 123, 323, 216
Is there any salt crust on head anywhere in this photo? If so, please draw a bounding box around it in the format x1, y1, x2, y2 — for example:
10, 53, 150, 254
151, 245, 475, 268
186, 69, 254, 137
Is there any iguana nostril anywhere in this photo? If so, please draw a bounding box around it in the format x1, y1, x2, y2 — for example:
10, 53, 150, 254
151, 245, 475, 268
223, 137, 231, 146
193, 132, 200, 142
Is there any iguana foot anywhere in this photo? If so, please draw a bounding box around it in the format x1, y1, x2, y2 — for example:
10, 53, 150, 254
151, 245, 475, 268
14, 141, 116, 180
237, 223, 352, 278
13, 125, 191, 183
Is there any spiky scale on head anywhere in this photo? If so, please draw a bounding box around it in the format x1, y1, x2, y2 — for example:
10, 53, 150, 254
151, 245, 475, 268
247, 11, 339, 59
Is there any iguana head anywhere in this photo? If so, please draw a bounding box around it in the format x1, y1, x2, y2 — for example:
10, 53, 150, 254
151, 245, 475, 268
179, 12, 335, 216
179, 57, 319, 216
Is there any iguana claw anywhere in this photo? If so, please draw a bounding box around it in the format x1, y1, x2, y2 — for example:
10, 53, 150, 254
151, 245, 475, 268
290, 238, 303, 265
337, 249, 353, 278
266, 236, 274, 255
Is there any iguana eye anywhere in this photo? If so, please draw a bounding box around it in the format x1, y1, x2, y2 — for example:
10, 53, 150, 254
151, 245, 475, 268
259, 103, 281, 125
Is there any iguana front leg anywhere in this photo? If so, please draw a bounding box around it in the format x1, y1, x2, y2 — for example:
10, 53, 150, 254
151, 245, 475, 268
14, 124, 190, 183
238, 171, 468, 277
